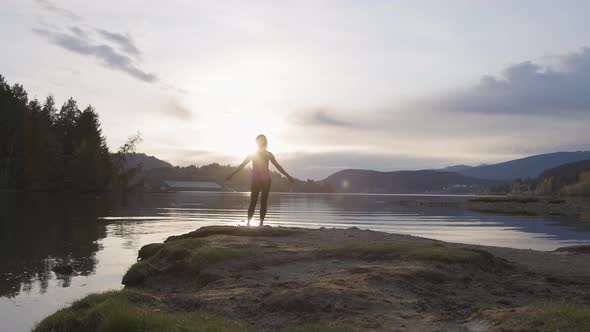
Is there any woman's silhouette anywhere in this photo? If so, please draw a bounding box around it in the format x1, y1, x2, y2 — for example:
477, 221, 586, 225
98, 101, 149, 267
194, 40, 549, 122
226, 134, 294, 227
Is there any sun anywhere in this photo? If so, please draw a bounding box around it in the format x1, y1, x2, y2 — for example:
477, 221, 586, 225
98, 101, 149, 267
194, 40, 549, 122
202, 111, 288, 159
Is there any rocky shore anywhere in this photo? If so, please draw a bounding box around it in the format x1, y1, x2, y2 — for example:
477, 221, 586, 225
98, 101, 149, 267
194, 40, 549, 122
35, 226, 590, 331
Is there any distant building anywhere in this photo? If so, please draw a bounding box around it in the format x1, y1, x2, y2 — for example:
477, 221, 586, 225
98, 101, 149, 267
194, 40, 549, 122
160, 180, 225, 192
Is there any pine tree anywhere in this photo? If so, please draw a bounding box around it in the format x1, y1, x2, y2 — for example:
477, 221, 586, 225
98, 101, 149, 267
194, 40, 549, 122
70, 106, 112, 191
0, 75, 130, 192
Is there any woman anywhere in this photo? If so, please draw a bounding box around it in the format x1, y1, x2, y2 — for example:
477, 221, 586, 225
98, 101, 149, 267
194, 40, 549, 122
226, 134, 295, 227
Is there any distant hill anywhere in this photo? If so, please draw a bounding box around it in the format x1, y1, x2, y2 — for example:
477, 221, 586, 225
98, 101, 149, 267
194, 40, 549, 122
457, 151, 590, 181
539, 159, 590, 181
124, 153, 173, 170
323, 169, 494, 194
438, 165, 474, 172
537, 159, 590, 189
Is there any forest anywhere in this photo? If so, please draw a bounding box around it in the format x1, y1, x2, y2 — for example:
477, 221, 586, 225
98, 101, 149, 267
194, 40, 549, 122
0, 75, 135, 192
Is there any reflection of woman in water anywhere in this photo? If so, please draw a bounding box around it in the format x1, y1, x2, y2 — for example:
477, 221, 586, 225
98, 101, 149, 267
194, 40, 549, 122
226, 134, 295, 227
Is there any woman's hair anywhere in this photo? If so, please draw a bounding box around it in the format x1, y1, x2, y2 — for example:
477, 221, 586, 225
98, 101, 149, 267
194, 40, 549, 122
256, 134, 268, 147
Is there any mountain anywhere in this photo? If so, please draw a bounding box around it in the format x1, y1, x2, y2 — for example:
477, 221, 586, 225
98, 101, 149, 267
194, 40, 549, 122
323, 169, 494, 194
124, 153, 173, 170
438, 165, 474, 172
457, 151, 590, 181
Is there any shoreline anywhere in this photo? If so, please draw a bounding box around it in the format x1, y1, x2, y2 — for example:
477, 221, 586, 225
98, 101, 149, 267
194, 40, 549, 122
393, 196, 590, 220
34, 226, 590, 331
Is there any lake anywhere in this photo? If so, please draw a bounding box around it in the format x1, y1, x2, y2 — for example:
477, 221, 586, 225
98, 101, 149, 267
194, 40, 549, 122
1, 192, 590, 331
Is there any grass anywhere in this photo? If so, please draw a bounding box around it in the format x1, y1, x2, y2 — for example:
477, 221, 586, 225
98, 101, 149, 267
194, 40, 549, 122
322, 241, 496, 267
470, 196, 540, 203
166, 226, 298, 242
527, 303, 590, 331
484, 302, 590, 332
34, 289, 251, 332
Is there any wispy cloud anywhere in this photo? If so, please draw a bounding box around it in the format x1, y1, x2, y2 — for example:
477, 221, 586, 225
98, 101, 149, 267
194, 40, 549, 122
33, 0, 158, 83
96, 28, 141, 59
163, 99, 192, 120
35, 0, 80, 21
33, 26, 157, 83
292, 108, 356, 128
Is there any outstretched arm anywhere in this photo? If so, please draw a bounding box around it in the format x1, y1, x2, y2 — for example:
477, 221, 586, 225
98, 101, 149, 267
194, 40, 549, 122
226, 156, 251, 180
270, 153, 295, 182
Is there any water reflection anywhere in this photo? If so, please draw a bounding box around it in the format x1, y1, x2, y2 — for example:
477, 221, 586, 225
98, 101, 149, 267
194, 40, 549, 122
0, 193, 108, 298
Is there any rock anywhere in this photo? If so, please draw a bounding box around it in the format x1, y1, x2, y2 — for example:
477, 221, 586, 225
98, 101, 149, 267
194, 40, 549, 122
138, 243, 164, 260
122, 263, 152, 286
166, 248, 190, 261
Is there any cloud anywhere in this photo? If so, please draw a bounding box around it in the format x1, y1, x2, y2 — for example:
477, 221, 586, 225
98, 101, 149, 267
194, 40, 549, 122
292, 108, 356, 127
96, 28, 141, 59
34, 1, 159, 84
431, 47, 590, 115
35, 0, 80, 20
163, 99, 192, 120
33, 26, 157, 83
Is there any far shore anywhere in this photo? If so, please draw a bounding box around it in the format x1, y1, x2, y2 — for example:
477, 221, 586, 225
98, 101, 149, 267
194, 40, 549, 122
35, 225, 590, 331
393, 195, 590, 220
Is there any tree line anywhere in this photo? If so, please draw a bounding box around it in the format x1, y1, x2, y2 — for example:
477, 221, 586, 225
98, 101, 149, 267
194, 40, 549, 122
0, 75, 136, 192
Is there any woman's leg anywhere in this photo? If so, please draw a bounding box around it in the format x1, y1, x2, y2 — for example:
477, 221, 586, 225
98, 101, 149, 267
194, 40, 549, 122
247, 182, 261, 226
259, 180, 271, 226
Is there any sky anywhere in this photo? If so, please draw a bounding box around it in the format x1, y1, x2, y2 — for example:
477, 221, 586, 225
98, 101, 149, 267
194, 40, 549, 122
2, 0, 590, 179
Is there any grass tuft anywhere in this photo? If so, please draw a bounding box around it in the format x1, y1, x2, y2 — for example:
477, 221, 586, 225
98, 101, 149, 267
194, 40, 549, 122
33, 289, 251, 332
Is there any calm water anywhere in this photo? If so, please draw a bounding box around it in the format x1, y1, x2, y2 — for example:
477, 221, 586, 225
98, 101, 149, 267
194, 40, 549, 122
1, 192, 590, 331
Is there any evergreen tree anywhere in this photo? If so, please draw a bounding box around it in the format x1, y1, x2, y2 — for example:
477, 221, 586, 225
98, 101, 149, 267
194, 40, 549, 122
0, 82, 28, 187
70, 106, 112, 191
0, 75, 139, 192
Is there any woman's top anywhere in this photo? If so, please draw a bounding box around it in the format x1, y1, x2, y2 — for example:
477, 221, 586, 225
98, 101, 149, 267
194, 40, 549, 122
251, 150, 272, 183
